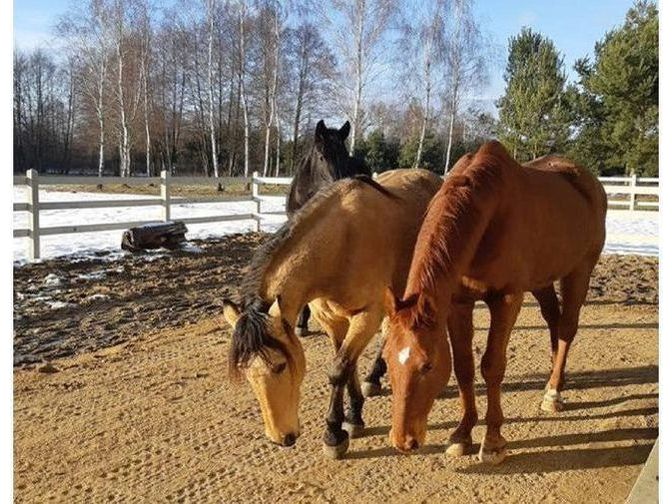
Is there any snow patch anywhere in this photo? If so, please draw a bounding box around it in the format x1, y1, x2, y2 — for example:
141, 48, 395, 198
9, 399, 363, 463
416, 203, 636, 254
77, 270, 107, 281
43, 274, 63, 287
46, 301, 73, 310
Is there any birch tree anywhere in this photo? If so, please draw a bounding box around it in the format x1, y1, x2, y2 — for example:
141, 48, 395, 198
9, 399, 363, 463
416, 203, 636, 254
206, 0, 220, 177
318, 0, 398, 154
441, 0, 488, 173
237, 0, 251, 177
399, 0, 446, 169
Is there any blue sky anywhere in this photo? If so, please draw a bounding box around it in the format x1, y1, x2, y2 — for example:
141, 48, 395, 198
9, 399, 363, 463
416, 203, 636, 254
14, 0, 638, 102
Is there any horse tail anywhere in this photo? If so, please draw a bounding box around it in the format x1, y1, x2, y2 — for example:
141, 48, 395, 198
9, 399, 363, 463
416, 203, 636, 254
351, 174, 401, 200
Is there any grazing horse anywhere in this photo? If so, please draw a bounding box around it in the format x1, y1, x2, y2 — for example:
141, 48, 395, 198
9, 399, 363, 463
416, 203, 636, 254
286, 119, 370, 336
383, 141, 606, 464
222, 169, 443, 458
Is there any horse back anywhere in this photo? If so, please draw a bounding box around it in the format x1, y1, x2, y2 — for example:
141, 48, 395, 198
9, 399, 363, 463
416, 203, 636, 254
522, 155, 607, 214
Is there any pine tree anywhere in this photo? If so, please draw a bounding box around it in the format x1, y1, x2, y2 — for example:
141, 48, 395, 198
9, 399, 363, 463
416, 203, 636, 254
497, 28, 570, 161
568, 1, 658, 176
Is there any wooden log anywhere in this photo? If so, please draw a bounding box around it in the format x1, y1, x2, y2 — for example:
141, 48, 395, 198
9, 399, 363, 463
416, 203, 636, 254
121, 221, 188, 252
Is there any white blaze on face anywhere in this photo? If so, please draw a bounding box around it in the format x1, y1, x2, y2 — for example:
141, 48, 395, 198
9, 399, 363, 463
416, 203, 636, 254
398, 346, 411, 365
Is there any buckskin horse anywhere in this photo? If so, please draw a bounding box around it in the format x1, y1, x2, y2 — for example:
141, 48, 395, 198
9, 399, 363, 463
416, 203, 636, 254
286, 119, 370, 336
222, 169, 443, 458
383, 141, 607, 464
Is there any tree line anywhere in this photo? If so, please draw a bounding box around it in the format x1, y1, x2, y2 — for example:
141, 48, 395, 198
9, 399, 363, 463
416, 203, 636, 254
13, 0, 658, 177
498, 1, 658, 176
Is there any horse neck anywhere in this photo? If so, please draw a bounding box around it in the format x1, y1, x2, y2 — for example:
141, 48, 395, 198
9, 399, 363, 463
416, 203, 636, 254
250, 186, 344, 321
404, 179, 498, 307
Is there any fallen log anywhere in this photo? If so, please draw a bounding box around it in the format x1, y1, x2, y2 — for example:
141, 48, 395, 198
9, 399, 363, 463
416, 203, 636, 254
121, 221, 188, 252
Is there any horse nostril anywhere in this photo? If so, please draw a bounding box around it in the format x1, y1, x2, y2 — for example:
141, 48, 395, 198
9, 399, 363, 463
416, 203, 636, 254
407, 438, 419, 451
282, 433, 296, 447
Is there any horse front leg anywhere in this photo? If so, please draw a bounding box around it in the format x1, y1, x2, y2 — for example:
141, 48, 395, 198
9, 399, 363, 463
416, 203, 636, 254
479, 292, 523, 465
343, 364, 365, 438
445, 300, 477, 457
323, 373, 350, 459
322, 309, 383, 459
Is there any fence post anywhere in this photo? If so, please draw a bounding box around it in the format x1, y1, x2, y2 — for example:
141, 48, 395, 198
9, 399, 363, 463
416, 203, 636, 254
252, 171, 261, 232
27, 169, 40, 261
629, 173, 637, 211
161, 170, 171, 221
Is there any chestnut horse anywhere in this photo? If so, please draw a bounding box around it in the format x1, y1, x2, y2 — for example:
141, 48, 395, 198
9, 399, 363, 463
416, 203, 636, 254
384, 141, 606, 464
222, 169, 443, 458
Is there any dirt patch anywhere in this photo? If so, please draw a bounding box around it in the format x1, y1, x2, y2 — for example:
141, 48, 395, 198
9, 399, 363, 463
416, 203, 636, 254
13, 234, 658, 367
14, 298, 658, 503
13, 233, 265, 366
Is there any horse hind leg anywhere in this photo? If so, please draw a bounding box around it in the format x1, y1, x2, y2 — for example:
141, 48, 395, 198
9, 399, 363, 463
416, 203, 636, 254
542, 262, 594, 413
296, 305, 311, 337
532, 285, 561, 367
532, 285, 567, 412
362, 317, 390, 397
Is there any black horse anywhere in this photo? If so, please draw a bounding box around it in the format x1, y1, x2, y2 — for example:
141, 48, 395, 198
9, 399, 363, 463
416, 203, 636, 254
286, 120, 369, 214
286, 119, 370, 337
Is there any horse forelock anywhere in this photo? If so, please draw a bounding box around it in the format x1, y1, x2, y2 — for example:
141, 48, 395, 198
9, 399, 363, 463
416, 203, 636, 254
228, 307, 292, 379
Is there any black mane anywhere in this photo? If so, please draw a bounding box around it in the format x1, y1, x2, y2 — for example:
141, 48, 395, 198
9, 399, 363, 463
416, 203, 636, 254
228, 307, 291, 377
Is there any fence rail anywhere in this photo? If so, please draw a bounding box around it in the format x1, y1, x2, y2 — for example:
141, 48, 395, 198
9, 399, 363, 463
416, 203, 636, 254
13, 170, 658, 261
597, 174, 659, 211
13, 169, 289, 260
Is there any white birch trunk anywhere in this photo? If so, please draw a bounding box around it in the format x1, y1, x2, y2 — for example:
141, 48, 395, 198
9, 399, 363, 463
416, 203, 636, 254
207, 0, 219, 178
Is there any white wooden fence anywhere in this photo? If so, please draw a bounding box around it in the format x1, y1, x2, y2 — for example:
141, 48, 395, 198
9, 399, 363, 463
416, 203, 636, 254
13, 169, 291, 260
13, 170, 658, 261
598, 174, 659, 211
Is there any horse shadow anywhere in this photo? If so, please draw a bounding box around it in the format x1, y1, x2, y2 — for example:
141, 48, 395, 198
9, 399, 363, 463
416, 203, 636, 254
352, 365, 658, 471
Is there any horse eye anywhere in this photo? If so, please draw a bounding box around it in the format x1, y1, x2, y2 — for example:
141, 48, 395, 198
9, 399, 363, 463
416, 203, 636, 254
271, 362, 287, 374
420, 362, 433, 374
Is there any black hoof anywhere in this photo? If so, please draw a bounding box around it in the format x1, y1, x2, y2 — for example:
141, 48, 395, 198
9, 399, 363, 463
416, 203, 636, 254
295, 326, 310, 337
361, 382, 382, 397
342, 421, 365, 439
322, 436, 350, 459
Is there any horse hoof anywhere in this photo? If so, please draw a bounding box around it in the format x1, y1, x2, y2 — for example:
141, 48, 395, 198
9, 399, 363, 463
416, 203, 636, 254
445, 437, 472, 457
478, 444, 507, 465
342, 421, 365, 439
295, 327, 310, 338
541, 389, 565, 413
322, 437, 350, 459
361, 382, 382, 397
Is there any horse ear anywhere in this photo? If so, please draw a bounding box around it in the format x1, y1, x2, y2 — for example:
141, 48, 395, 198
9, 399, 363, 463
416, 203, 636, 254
271, 296, 295, 338
339, 121, 351, 141
383, 287, 398, 316
222, 299, 241, 328
315, 120, 327, 140
418, 293, 437, 319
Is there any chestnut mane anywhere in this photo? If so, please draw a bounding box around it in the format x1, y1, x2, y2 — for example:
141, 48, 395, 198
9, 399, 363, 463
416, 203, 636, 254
399, 142, 512, 327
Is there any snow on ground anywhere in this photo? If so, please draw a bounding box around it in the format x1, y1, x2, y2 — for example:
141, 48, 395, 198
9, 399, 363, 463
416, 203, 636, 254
13, 187, 286, 263
13, 187, 658, 263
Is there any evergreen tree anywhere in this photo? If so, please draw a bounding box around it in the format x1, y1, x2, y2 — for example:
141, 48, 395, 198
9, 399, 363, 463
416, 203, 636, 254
569, 1, 658, 176
497, 28, 570, 161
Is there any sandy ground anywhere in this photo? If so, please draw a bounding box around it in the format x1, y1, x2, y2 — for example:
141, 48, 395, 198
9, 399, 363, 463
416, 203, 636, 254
14, 289, 657, 502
